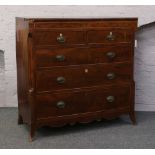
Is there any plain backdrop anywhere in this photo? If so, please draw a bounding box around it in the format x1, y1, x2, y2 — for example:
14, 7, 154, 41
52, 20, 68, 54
0, 5, 155, 111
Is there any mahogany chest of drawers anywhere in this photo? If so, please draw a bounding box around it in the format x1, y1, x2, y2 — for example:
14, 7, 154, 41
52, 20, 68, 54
16, 17, 138, 141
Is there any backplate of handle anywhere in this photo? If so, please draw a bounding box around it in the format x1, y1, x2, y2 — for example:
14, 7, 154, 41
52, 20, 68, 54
106, 96, 115, 103
57, 33, 65, 43
106, 72, 116, 80
55, 55, 65, 61
106, 32, 116, 41
56, 76, 66, 84
106, 51, 116, 59
56, 101, 66, 108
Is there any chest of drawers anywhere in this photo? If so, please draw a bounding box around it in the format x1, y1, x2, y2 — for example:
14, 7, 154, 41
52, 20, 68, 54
16, 17, 138, 141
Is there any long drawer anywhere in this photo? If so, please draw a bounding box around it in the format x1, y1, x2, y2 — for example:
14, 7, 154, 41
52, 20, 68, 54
35, 45, 132, 68
36, 84, 131, 119
36, 62, 132, 92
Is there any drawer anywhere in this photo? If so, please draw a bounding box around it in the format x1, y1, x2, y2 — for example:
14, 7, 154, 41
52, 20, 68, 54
87, 28, 133, 44
33, 29, 86, 46
36, 84, 131, 119
36, 62, 132, 92
35, 45, 132, 68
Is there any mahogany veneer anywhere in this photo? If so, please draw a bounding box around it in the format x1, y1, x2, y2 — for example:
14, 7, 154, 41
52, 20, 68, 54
16, 17, 138, 141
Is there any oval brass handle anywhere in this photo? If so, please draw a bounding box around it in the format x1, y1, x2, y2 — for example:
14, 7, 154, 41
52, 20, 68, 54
107, 72, 116, 80
56, 101, 65, 108
106, 32, 116, 41
106, 96, 115, 103
56, 76, 66, 84
106, 52, 116, 59
55, 55, 65, 62
57, 33, 65, 43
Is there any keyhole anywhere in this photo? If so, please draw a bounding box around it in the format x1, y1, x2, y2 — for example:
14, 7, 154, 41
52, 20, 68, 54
110, 32, 113, 35
85, 68, 88, 73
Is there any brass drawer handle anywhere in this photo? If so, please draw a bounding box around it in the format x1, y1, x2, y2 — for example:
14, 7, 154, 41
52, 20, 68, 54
56, 101, 66, 108
107, 72, 116, 80
56, 76, 66, 84
106, 96, 115, 103
57, 33, 65, 43
106, 32, 116, 41
55, 55, 65, 62
106, 51, 116, 59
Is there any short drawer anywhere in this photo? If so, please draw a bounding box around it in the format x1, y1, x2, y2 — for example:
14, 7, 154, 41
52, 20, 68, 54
36, 84, 131, 119
36, 62, 132, 92
35, 45, 132, 68
87, 28, 133, 44
33, 29, 86, 46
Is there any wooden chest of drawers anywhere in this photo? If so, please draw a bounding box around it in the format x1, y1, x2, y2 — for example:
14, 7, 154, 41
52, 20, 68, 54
16, 17, 138, 141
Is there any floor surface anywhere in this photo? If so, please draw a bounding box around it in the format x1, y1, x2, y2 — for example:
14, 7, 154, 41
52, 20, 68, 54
0, 108, 155, 149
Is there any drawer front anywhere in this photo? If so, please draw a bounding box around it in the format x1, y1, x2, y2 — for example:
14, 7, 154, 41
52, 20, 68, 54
36, 84, 131, 119
35, 45, 132, 68
87, 29, 133, 44
33, 29, 86, 46
36, 62, 132, 92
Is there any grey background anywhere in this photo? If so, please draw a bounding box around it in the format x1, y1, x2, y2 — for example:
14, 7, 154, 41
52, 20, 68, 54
0, 5, 155, 111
